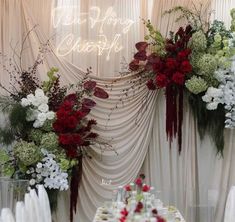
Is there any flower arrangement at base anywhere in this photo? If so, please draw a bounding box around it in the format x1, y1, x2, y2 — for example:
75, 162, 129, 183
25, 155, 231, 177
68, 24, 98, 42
129, 6, 235, 154
117, 175, 166, 222
0, 47, 109, 221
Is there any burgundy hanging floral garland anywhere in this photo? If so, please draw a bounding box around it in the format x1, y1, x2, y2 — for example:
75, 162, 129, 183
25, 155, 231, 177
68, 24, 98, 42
129, 24, 192, 152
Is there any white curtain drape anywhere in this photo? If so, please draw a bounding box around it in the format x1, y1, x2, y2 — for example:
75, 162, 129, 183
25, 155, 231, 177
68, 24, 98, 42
1, 1, 235, 222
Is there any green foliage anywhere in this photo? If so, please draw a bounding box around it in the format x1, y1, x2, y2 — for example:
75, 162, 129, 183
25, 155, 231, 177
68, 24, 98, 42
42, 67, 59, 93
187, 92, 225, 155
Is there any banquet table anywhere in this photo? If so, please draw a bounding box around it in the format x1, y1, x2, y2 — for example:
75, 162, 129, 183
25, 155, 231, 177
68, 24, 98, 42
93, 205, 186, 222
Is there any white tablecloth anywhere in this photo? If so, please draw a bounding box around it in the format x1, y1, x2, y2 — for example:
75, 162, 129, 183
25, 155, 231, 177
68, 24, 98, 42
93, 206, 186, 222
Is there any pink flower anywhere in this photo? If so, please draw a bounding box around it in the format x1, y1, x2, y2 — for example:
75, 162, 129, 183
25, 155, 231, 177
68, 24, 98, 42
125, 185, 132, 191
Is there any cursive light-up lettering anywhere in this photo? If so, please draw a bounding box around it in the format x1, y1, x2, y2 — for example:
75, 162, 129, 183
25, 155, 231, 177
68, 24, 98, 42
52, 6, 134, 60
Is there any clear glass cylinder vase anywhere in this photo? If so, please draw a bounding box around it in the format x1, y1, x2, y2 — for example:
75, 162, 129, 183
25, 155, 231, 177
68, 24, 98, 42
0, 178, 29, 213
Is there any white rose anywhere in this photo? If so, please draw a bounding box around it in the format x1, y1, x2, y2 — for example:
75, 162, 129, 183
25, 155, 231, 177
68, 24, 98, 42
27, 94, 35, 103
35, 88, 45, 97
37, 113, 47, 122
46, 111, 55, 120
21, 98, 30, 107
37, 162, 43, 168
38, 96, 49, 105
38, 104, 49, 113
33, 119, 44, 128
31, 98, 41, 107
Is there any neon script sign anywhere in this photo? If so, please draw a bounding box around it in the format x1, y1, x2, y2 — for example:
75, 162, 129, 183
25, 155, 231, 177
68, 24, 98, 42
52, 6, 135, 60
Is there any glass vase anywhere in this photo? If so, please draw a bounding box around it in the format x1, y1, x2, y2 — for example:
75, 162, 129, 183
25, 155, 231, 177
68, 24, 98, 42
0, 178, 29, 213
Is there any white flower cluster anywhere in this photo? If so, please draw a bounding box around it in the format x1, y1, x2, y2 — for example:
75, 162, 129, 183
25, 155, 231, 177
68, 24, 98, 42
26, 149, 69, 191
202, 68, 235, 128
20, 88, 55, 128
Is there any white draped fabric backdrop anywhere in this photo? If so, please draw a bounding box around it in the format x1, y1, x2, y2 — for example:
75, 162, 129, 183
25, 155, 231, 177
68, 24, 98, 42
0, 0, 235, 222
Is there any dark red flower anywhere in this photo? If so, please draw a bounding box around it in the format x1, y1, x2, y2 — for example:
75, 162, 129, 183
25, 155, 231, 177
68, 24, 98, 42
135, 178, 142, 186
75, 111, 86, 119
129, 59, 140, 71
53, 122, 63, 133
67, 116, 78, 129
185, 25, 192, 34
66, 147, 78, 158
176, 27, 184, 37
121, 208, 129, 217
86, 132, 98, 139
166, 58, 178, 71
73, 134, 84, 145
180, 60, 192, 73
59, 134, 72, 145
172, 72, 185, 85
84, 80, 97, 90
152, 208, 158, 215
64, 93, 77, 102
60, 100, 73, 111
177, 49, 191, 60
151, 58, 165, 73
80, 107, 91, 116
135, 42, 148, 51
56, 109, 69, 119
157, 215, 166, 222
142, 184, 150, 192
124, 185, 132, 191
176, 40, 184, 48
156, 74, 168, 88
134, 51, 147, 61
87, 119, 97, 126
94, 87, 109, 99
82, 98, 96, 109
165, 43, 177, 52
146, 79, 156, 90
134, 202, 143, 213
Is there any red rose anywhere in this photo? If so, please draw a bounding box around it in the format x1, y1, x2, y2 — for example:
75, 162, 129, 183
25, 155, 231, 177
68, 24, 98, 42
157, 215, 166, 222
124, 185, 132, 191
172, 72, 185, 85
135, 178, 142, 186
53, 122, 63, 133
156, 74, 168, 88
84, 80, 97, 90
60, 100, 73, 111
166, 58, 178, 71
180, 60, 192, 73
134, 202, 143, 213
121, 208, 129, 217
135, 42, 148, 51
56, 109, 69, 119
67, 116, 78, 129
146, 79, 156, 90
59, 134, 71, 145
134, 51, 147, 61
151, 58, 165, 73
129, 59, 139, 71
142, 184, 150, 192
177, 49, 191, 60
94, 87, 109, 99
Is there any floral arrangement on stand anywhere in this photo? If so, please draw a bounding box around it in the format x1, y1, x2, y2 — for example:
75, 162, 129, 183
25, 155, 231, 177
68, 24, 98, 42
0, 43, 109, 222
129, 6, 235, 154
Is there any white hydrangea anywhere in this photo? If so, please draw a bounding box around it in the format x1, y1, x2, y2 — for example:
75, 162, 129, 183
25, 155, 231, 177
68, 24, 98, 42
46, 111, 55, 120
38, 104, 49, 113
26, 149, 69, 191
